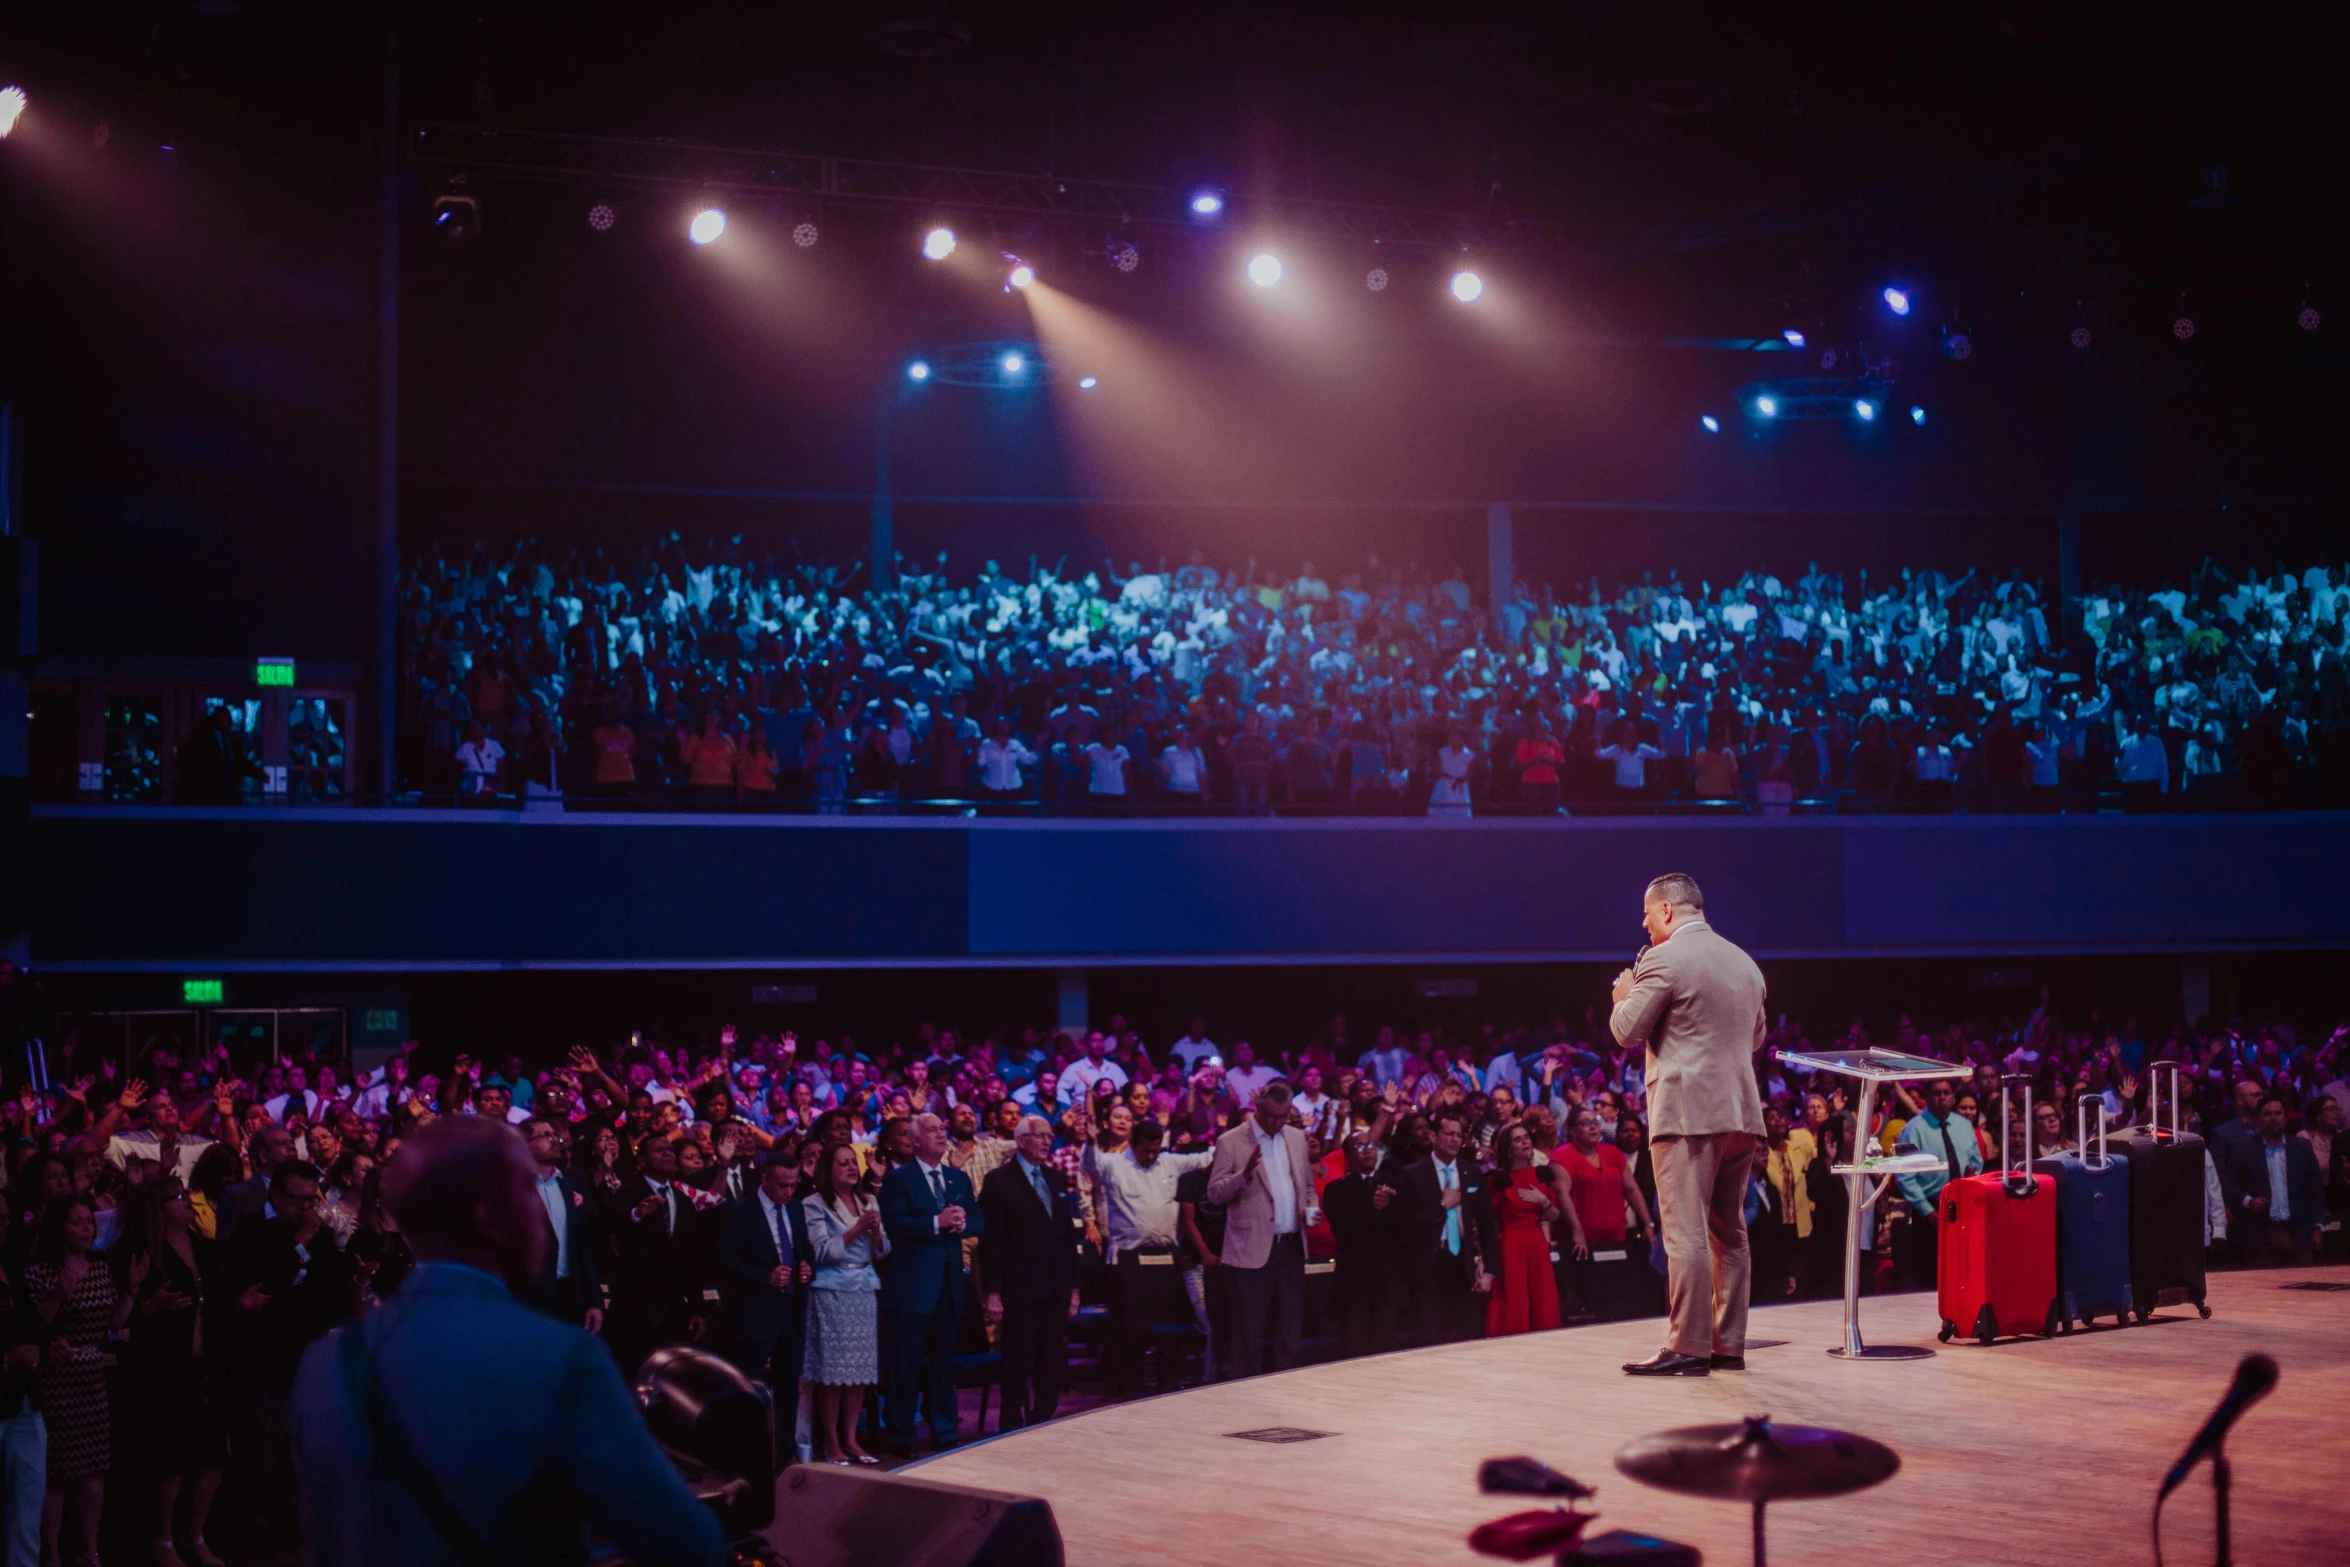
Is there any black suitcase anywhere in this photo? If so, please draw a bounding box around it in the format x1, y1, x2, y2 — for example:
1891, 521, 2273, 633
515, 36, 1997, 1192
2101, 1061, 2211, 1322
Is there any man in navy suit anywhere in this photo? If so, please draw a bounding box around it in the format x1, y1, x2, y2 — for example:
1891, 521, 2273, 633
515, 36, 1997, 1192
524, 1118, 603, 1331
2215, 1092, 2325, 1266
880, 1113, 986, 1453
717, 1151, 814, 1425
977, 1114, 1081, 1428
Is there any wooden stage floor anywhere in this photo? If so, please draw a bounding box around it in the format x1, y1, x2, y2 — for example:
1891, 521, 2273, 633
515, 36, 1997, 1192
911, 1266, 2350, 1566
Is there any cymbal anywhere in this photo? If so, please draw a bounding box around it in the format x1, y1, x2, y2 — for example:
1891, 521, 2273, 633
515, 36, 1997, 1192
1615, 1415, 1899, 1504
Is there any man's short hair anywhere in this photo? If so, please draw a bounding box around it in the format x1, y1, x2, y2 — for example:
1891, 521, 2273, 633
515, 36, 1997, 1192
1131, 1118, 1166, 1146
383, 1116, 532, 1254
1256, 1079, 1294, 1106
761, 1146, 800, 1172
1432, 1109, 1468, 1135
1644, 873, 1704, 912
269, 1159, 323, 1191
1015, 1114, 1053, 1139
2258, 1092, 2290, 1114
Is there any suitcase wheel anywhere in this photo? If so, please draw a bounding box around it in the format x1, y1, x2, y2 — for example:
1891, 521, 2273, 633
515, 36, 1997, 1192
2198, 1303, 2213, 1320
1938, 1321, 1954, 1343
1974, 1305, 1998, 1346
2133, 1305, 2153, 1324
2041, 1301, 2061, 1339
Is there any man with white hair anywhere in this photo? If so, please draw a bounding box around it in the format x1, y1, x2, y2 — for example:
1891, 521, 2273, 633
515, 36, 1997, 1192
878, 1113, 986, 1453
976, 1116, 1083, 1427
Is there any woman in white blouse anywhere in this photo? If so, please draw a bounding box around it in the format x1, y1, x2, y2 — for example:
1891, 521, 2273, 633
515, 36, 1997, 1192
802, 1143, 891, 1465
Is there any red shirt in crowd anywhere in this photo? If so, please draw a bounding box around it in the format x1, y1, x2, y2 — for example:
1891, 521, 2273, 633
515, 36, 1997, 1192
1554, 1140, 1631, 1244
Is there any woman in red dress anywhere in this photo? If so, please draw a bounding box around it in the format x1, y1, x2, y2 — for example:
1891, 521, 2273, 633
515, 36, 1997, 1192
1487, 1124, 1577, 1336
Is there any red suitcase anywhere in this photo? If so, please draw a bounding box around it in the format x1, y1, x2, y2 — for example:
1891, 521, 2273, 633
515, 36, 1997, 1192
1936, 1075, 2060, 1345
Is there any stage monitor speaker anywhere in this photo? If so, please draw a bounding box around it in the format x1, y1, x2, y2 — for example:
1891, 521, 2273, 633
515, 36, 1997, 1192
763, 1464, 1063, 1567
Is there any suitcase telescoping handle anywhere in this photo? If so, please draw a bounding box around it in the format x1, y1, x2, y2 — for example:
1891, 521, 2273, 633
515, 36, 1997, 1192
1999, 1073, 2036, 1196
2149, 1059, 2185, 1140
2079, 1095, 2110, 1172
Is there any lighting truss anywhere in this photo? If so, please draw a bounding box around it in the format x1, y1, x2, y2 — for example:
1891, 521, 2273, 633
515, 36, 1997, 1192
408, 122, 1570, 255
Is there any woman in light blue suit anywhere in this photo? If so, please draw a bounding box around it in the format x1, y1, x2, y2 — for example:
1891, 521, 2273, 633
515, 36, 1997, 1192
802, 1143, 890, 1465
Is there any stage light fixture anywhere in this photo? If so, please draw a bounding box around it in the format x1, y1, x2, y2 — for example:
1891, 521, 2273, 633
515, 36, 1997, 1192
0, 86, 26, 139
1365, 267, 1389, 293
1109, 241, 1140, 273
2172, 313, 2196, 340
1754, 395, 1779, 418
1079, 376, 1099, 389
1910, 405, 1927, 426
1450, 270, 1484, 302
688, 208, 727, 245
1818, 347, 1839, 370
1247, 253, 1283, 287
1782, 328, 1806, 348
2299, 305, 2322, 332
1700, 415, 1721, 433
922, 226, 957, 260
1001, 351, 1025, 374
587, 202, 617, 232
431, 191, 481, 248
2070, 325, 2093, 349
1006, 261, 1035, 290
1882, 286, 1911, 316
1855, 399, 1877, 421
1189, 188, 1226, 219
907, 360, 931, 382
792, 220, 821, 249
1941, 329, 1972, 360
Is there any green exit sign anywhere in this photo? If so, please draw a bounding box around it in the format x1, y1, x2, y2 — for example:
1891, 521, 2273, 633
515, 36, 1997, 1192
255, 657, 296, 688
363, 1009, 401, 1033
182, 978, 225, 1005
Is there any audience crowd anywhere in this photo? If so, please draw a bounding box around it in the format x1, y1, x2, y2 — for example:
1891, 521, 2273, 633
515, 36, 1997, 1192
396, 537, 2350, 812
1, 987, 2344, 1560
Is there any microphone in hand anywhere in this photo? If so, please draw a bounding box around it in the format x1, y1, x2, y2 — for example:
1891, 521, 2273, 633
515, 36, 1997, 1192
2159, 1353, 2278, 1500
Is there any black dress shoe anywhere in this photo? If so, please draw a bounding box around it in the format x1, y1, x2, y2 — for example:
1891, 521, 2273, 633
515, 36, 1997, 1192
1622, 1349, 1712, 1377
1709, 1354, 1746, 1371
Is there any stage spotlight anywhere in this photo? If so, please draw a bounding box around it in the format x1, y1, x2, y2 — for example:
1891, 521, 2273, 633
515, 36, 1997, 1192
1001, 351, 1025, 374
907, 360, 931, 382
2299, 305, 2322, 332
587, 202, 617, 232
1782, 327, 1806, 348
689, 208, 727, 245
1450, 270, 1485, 302
2070, 325, 2093, 349
1247, 253, 1283, 287
792, 220, 820, 249
2172, 313, 2196, 340
1189, 188, 1226, 219
1006, 261, 1036, 289
1855, 399, 1877, 421
1700, 415, 1721, 433
1366, 267, 1389, 293
1882, 286, 1911, 316
1941, 329, 1972, 360
0, 86, 26, 139
1910, 405, 1927, 426
1754, 395, 1779, 418
1819, 347, 1839, 370
1109, 241, 1140, 273
1079, 376, 1099, 389
922, 226, 957, 260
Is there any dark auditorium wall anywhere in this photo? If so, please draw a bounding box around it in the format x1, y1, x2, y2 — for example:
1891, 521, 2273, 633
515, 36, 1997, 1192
29, 808, 2350, 971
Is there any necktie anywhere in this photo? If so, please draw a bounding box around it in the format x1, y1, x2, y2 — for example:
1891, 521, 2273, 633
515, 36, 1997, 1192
1933, 1116, 1962, 1186
1031, 1165, 1052, 1211
1440, 1164, 1462, 1255
929, 1167, 946, 1209
768, 1201, 789, 1274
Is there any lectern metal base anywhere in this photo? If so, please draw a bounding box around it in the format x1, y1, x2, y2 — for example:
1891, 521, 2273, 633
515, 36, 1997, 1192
1826, 1344, 1936, 1361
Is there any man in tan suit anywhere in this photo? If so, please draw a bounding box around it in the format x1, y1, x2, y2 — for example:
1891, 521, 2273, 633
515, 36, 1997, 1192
1609, 872, 1767, 1376
1206, 1080, 1319, 1378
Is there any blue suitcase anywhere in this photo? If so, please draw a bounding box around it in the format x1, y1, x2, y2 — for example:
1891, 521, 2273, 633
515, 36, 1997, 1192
2032, 1099, 2133, 1332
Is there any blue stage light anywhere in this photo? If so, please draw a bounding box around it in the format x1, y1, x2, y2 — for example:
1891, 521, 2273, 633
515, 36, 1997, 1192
1190, 189, 1226, 219
1079, 376, 1099, 389
1754, 395, 1778, 418
688, 208, 727, 245
1000, 352, 1025, 374
1882, 286, 1910, 317
907, 361, 931, 382
1700, 415, 1720, 433
1855, 399, 1877, 421
1782, 328, 1806, 348
1910, 405, 1926, 425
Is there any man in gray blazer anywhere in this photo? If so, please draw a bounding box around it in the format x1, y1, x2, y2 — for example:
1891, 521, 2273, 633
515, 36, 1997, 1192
1609, 872, 1767, 1376
1206, 1080, 1320, 1378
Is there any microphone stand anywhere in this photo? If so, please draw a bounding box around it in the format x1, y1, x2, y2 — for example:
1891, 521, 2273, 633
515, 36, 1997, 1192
2211, 1444, 2231, 1567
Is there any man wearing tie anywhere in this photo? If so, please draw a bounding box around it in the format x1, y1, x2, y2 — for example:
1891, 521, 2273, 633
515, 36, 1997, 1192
977, 1115, 1082, 1428
1396, 1109, 1498, 1345
608, 1137, 705, 1378
879, 1113, 987, 1453
718, 1151, 815, 1451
